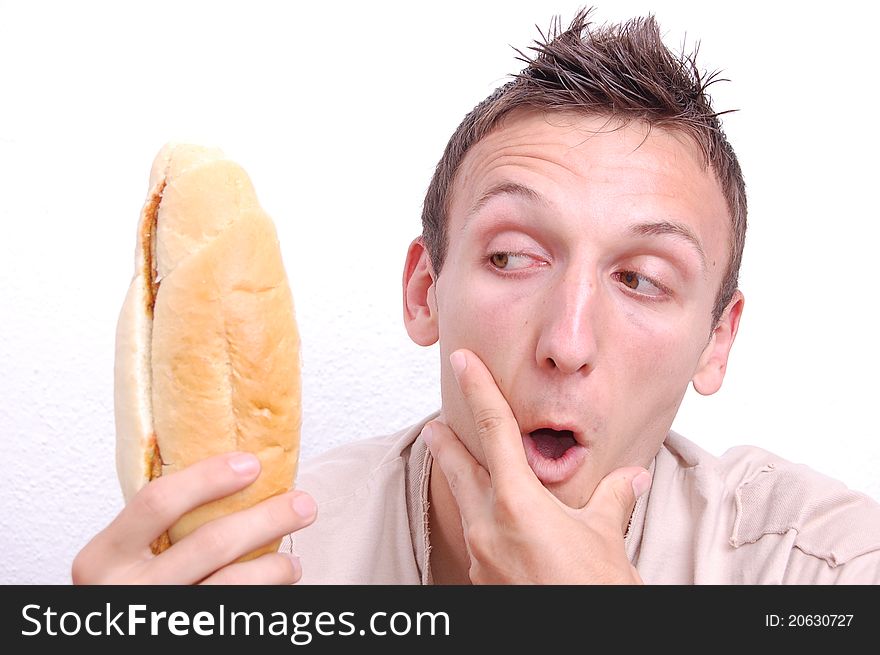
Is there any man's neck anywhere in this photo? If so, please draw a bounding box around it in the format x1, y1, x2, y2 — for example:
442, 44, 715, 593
427, 459, 472, 584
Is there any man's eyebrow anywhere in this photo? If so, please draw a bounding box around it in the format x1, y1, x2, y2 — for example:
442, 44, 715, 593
467, 182, 546, 220
629, 221, 708, 272
466, 185, 708, 271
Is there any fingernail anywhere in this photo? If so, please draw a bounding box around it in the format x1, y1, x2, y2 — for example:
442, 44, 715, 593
421, 423, 434, 446
227, 453, 260, 475
450, 351, 467, 377
632, 471, 652, 498
292, 493, 316, 519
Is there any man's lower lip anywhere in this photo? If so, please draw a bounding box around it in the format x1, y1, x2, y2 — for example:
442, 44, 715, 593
521, 433, 588, 484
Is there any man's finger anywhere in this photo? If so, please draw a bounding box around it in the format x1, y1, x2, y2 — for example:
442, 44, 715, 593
105, 452, 263, 555
578, 467, 652, 535
449, 349, 531, 486
422, 420, 491, 523
145, 490, 317, 584
200, 552, 303, 585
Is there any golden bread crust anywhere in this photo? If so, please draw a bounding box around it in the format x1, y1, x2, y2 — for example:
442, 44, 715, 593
116, 144, 301, 561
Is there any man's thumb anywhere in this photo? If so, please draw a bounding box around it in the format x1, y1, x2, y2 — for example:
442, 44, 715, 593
587, 467, 652, 534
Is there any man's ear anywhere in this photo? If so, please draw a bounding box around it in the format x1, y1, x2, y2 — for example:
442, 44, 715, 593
402, 237, 439, 346
692, 290, 745, 396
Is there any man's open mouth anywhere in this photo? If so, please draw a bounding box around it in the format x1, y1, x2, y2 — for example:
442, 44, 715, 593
529, 428, 577, 459
522, 427, 588, 484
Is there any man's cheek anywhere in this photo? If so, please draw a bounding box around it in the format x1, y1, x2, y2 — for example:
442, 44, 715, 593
467, 304, 514, 343
619, 321, 686, 377
614, 335, 695, 434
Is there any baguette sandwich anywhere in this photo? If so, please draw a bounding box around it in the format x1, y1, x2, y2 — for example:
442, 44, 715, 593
114, 143, 301, 560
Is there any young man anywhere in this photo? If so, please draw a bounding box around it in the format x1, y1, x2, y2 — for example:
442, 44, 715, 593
73, 9, 880, 585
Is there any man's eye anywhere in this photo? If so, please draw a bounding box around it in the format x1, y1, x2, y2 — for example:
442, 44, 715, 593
616, 271, 664, 296
489, 252, 531, 270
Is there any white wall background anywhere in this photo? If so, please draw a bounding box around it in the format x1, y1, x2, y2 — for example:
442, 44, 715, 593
1, 0, 877, 584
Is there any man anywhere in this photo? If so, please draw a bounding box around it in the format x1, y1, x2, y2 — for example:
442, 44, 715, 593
73, 8, 880, 585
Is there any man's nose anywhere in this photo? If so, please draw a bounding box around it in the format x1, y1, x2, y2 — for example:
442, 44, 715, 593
535, 268, 599, 375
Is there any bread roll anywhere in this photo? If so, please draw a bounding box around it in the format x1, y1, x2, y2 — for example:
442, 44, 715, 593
114, 143, 301, 560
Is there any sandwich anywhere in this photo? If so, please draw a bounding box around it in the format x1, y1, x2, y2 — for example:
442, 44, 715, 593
114, 143, 301, 560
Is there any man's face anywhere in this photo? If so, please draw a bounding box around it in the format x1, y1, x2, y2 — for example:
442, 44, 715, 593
430, 109, 732, 508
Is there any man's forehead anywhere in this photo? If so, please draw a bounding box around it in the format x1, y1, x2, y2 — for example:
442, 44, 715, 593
451, 110, 718, 207
454, 110, 709, 192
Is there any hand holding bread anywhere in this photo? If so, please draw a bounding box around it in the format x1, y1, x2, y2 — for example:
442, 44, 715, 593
72, 452, 316, 584
73, 144, 311, 584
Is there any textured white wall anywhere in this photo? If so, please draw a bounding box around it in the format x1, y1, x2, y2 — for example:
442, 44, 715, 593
1, 0, 878, 584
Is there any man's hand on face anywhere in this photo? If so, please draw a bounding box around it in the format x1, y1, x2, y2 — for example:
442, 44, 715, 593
423, 349, 651, 585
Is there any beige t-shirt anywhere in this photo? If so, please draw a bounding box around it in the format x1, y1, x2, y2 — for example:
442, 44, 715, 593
285, 412, 880, 584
